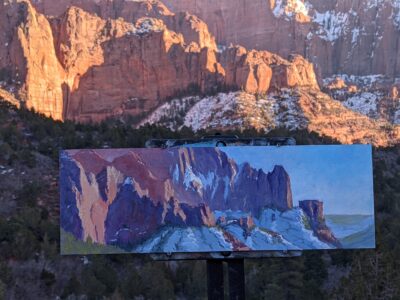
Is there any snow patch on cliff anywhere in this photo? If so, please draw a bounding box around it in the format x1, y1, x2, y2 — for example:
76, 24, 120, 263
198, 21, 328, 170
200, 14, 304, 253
392, 1, 400, 29
126, 18, 166, 36
351, 27, 361, 44
313, 10, 349, 42
394, 106, 400, 124
365, 0, 385, 9
272, 0, 309, 20
271, 1, 353, 41
323, 74, 386, 87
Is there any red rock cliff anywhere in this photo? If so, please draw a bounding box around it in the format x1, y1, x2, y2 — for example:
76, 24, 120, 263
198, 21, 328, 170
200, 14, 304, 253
2, 0, 319, 122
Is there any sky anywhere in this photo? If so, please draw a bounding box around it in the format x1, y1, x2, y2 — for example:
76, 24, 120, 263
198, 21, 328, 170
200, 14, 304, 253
220, 145, 374, 215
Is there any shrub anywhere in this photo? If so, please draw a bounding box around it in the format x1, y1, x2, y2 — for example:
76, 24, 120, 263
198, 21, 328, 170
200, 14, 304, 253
40, 269, 56, 287
18, 149, 36, 168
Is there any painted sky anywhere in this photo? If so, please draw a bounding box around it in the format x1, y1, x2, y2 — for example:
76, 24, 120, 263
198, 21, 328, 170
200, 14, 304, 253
220, 145, 374, 215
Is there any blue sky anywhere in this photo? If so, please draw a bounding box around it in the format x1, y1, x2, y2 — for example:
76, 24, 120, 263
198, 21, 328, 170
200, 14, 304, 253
220, 145, 374, 215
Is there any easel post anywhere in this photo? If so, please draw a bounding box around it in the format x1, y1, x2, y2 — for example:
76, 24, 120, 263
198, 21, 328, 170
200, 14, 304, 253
207, 259, 246, 300
207, 260, 224, 300
227, 259, 245, 300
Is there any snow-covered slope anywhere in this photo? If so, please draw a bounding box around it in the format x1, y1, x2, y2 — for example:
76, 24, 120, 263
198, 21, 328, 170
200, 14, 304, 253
343, 93, 379, 118
134, 226, 232, 253
133, 207, 335, 253
138, 86, 400, 147
257, 208, 332, 249
323, 74, 400, 124
139, 90, 307, 132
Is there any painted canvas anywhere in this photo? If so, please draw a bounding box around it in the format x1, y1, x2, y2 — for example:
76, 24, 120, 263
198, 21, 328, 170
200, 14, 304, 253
60, 145, 375, 254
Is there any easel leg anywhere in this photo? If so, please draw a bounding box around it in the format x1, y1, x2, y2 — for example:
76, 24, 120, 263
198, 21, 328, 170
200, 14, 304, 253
207, 260, 224, 300
228, 259, 245, 300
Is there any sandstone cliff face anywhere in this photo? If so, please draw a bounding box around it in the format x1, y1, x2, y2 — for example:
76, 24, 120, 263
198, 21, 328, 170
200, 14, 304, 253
56, 4, 318, 122
219, 47, 318, 94
160, 0, 400, 78
1, 1, 219, 121
33, 0, 217, 51
1, 0, 65, 119
2, 0, 400, 146
2, 0, 318, 122
60, 16, 222, 123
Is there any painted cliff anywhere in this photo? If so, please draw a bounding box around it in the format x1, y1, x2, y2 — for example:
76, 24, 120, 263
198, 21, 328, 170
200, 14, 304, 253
60, 147, 345, 253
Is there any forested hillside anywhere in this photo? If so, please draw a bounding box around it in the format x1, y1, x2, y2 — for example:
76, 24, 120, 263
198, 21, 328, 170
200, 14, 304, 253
0, 101, 399, 299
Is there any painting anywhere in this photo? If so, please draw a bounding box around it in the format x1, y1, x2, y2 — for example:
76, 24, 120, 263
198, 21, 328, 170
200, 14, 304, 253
60, 145, 375, 254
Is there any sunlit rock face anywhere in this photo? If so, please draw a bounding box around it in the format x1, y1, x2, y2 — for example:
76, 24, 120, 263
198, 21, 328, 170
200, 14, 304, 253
161, 0, 400, 78
0, 0, 324, 122
1, 0, 65, 120
1, 0, 400, 146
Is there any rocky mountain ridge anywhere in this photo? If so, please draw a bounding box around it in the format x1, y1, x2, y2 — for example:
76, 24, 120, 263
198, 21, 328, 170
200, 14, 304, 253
141, 88, 400, 146
1, 0, 318, 122
160, 0, 400, 78
31, 0, 400, 77
1, 0, 400, 146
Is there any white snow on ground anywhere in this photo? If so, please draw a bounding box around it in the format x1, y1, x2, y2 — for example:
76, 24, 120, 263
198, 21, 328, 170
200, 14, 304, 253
134, 226, 232, 253
343, 92, 379, 118
257, 208, 333, 249
183, 92, 244, 131
270, 89, 308, 130
140, 90, 307, 132
133, 207, 336, 252
138, 95, 200, 129
216, 209, 333, 250
323, 74, 400, 123
0, 168, 13, 175
223, 224, 296, 250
